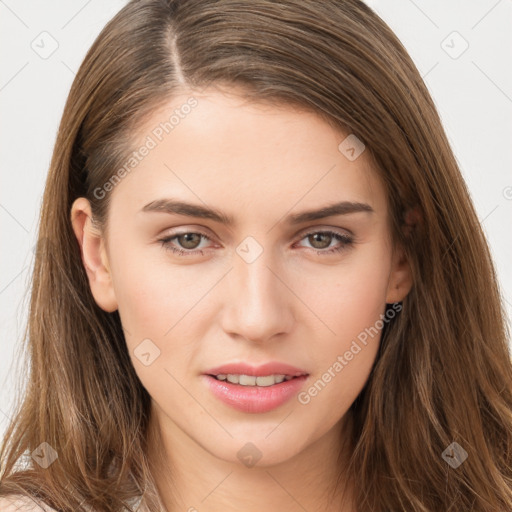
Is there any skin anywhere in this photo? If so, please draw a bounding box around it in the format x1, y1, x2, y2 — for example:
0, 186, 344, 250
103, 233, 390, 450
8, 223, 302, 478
71, 86, 413, 512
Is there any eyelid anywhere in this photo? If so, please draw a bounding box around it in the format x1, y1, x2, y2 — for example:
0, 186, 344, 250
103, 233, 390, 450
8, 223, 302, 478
158, 226, 216, 242
298, 225, 353, 238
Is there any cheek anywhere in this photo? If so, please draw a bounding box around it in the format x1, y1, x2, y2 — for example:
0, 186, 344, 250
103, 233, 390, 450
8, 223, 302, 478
108, 246, 221, 378
109, 244, 197, 332
302, 243, 392, 345
296, 246, 390, 406
110, 251, 198, 397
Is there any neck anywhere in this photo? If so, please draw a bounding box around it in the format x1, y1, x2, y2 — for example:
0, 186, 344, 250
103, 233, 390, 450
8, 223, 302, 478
147, 403, 356, 512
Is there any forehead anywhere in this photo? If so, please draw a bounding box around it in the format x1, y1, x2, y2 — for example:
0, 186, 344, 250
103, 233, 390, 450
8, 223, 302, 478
108, 87, 387, 226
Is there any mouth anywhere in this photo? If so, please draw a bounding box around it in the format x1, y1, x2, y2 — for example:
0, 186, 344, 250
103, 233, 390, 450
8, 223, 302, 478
207, 373, 306, 387
202, 362, 310, 412
204, 362, 309, 381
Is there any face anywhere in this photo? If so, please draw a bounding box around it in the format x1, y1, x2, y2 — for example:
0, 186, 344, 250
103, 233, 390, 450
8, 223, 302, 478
71, 86, 412, 467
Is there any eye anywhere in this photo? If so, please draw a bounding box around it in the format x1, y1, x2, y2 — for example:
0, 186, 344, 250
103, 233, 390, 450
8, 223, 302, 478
157, 229, 354, 257
294, 230, 354, 255
158, 231, 213, 256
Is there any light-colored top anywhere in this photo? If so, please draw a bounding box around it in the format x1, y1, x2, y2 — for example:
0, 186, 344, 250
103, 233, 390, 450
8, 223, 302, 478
0, 494, 149, 511
0, 495, 56, 511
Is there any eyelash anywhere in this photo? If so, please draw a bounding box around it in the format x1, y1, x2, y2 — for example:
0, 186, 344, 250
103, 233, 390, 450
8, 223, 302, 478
157, 229, 354, 257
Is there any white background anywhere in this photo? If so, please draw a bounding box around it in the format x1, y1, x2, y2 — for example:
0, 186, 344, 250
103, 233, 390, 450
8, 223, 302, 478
1, 0, 511, 441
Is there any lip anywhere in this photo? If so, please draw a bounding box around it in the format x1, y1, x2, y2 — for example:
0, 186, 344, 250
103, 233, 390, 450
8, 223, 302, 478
204, 362, 309, 378
202, 362, 310, 414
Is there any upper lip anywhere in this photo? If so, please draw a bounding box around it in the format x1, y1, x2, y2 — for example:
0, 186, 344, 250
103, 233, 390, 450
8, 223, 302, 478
204, 362, 309, 377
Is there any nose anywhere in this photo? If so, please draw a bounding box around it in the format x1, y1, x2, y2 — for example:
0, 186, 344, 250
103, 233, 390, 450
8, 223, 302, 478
220, 244, 295, 344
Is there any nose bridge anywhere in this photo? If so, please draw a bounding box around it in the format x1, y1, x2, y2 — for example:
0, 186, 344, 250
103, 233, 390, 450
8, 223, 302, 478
221, 235, 293, 341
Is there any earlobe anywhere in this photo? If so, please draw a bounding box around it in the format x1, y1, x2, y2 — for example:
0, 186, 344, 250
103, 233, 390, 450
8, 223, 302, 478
70, 197, 118, 313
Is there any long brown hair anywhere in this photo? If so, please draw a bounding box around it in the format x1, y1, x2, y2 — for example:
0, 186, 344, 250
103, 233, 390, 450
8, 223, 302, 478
1, 0, 511, 510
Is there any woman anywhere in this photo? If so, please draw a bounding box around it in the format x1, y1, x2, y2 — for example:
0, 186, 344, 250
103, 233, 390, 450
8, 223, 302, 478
1, 0, 511, 511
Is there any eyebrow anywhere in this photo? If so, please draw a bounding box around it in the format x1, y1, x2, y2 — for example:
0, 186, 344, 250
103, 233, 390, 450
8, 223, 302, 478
140, 198, 374, 226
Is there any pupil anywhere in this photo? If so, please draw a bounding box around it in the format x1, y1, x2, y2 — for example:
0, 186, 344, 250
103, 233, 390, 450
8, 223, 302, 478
180, 233, 200, 249
310, 233, 330, 249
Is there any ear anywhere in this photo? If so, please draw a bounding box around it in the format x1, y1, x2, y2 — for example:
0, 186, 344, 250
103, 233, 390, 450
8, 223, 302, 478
385, 206, 420, 304
70, 197, 118, 312
385, 243, 413, 304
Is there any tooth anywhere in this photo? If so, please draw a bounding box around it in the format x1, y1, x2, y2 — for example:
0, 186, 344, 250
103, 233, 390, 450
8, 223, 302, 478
239, 375, 257, 386
218, 374, 294, 386
255, 375, 275, 387
227, 374, 239, 384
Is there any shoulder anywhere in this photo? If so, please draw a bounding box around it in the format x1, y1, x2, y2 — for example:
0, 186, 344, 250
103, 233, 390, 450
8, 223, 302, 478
0, 495, 56, 511
0, 495, 57, 511
0, 493, 149, 511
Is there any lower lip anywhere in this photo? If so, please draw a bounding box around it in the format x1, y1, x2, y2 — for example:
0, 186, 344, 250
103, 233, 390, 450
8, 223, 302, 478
203, 375, 309, 413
